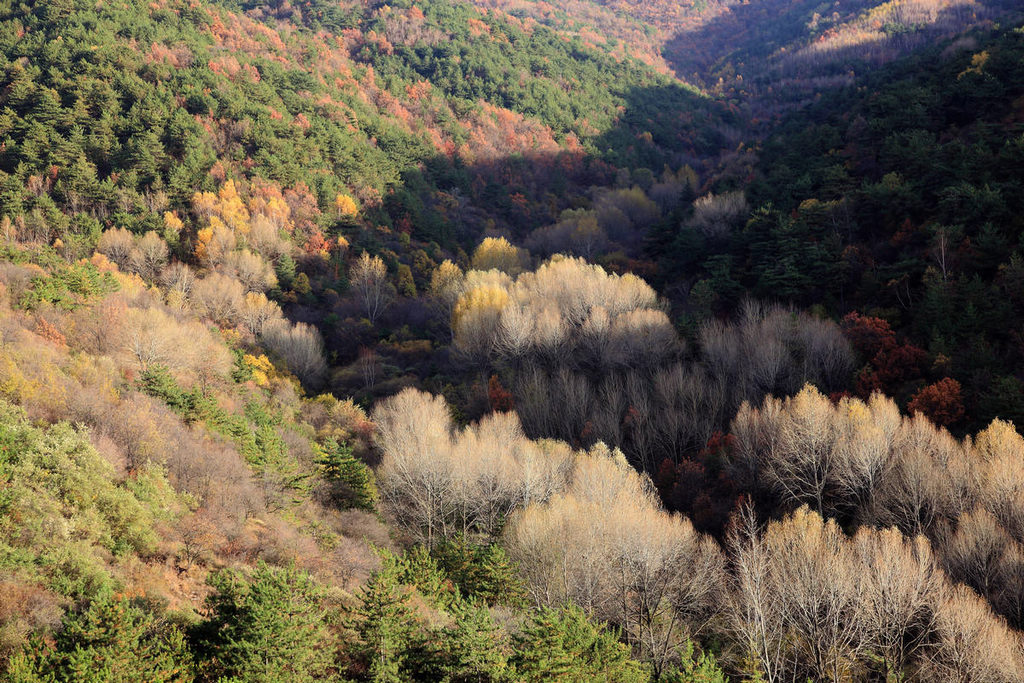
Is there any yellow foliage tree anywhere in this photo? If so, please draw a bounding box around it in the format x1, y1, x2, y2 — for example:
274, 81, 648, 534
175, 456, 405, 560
452, 285, 509, 359
192, 191, 217, 219
163, 211, 184, 234
217, 179, 250, 234
335, 193, 359, 219
194, 217, 235, 266
471, 236, 527, 275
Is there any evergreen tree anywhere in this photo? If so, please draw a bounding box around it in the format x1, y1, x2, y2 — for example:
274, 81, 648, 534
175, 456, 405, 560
383, 546, 457, 608
195, 563, 331, 683
7, 594, 193, 683
275, 253, 297, 290
315, 438, 377, 511
351, 561, 417, 683
431, 535, 526, 607
512, 605, 648, 683
660, 641, 727, 683
444, 601, 510, 683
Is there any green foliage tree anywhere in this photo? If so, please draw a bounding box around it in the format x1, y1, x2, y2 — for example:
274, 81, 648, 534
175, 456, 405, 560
0, 400, 173, 599
315, 438, 377, 511
431, 535, 526, 608
443, 601, 510, 683
350, 561, 418, 683
194, 563, 331, 683
396, 264, 416, 298
511, 605, 648, 683
7, 594, 193, 683
659, 641, 727, 683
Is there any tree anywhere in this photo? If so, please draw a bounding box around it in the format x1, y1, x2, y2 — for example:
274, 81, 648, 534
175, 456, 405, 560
470, 237, 526, 276
431, 535, 526, 607
727, 505, 787, 683
925, 584, 1024, 682
688, 191, 747, 241
315, 438, 377, 511
351, 561, 417, 683
487, 375, 515, 412
853, 527, 941, 679
335, 193, 359, 219
729, 506, 868, 682
239, 291, 283, 336
130, 231, 169, 280
429, 259, 464, 322
511, 605, 647, 683
261, 320, 327, 387
506, 444, 723, 674
373, 388, 456, 547
350, 252, 392, 324
8, 594, 193, 683
659, 640, 727, 683
191, 272, 245, 326
225, 250, 277, 293
729, 385, 896, 518
443, 602, 510, 683
195, 563, 331, 683
396, 264, 416, 297
908, 378, 965, 427
96, 228, 136, 271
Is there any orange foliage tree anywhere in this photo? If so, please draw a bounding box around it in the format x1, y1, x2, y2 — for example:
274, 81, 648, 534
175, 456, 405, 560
908, 378, 965, 427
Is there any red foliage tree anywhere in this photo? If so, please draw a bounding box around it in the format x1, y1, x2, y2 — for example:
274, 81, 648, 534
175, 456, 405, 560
841, 311, 894, 359
842, 311, 928, 397
487, 375, 515, 412
655, 432, 740, 536
908, 378, 965, 427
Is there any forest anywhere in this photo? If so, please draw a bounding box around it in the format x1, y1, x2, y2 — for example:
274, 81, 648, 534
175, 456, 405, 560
0, 0, 1023, 680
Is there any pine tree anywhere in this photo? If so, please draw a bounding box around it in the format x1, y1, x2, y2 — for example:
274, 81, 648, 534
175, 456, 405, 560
396, 264, 416, 297
7, 594, 193, 683
660, 640, 727, 683
275, 253, 297, 290
444, 601, 510, 683
431, 535, 526, 607
351, 562, 417, 683
512, 605, 648, 683
196, 563, 331, 683
315, 438, 377, 511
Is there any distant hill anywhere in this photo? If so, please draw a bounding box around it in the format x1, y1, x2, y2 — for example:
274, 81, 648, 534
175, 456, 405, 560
482, 0, 1018, 113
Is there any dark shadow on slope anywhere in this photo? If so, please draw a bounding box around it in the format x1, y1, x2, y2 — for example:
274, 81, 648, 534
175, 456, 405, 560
660, 0, 1014, 109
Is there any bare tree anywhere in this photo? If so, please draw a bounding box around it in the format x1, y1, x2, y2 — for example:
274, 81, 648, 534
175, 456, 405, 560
350, 252, 393, 324
728, 504, 788, 683
765, 506, 867, 681
131, 231, 169, 280
924, 583, 1024, 682
854, 527, 941, 678
192, 272, 245, 326
261, 319, 327, 387
96, 227, 136, 271
506, 443, 723, 674
688, 190, 748, 241
238, 291, 282, 336
161, 262, 196, 310
225, 249, 277, 292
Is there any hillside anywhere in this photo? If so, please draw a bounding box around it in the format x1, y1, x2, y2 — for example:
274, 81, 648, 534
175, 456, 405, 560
0, 0, 729, 249
659, 25, 1024, 433
2, 0, 1024, 681
482, 0, 1018, 115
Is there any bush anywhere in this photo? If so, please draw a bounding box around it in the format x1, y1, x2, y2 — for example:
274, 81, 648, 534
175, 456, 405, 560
0, 400, 176, 598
